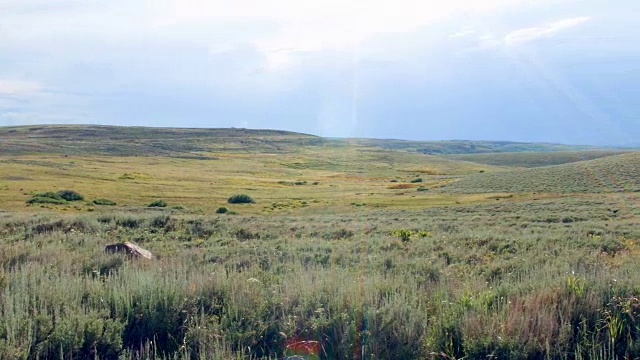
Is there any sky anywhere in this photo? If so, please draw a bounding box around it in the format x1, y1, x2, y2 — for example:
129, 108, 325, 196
0, 0, 638, 146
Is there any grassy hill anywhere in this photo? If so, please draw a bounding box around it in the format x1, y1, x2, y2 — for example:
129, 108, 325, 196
1, 124, 627, 157
441, 152, 640, 193
0, 125, 323, 156
338, 138, 624, 154
445, 150, 633, 168
0, 126, 508, 213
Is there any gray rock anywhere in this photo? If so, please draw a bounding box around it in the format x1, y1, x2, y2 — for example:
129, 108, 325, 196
105, 242, 153, 259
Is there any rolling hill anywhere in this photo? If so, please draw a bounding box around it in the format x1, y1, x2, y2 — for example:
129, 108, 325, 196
441, 152, 640, 193
444, 150, 633, 168
336, 138, 626, 154
0, 125, 323, 156
0, 124, 629, 157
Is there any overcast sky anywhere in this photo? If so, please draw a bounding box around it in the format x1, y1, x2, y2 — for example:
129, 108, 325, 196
0, 0, 638, 145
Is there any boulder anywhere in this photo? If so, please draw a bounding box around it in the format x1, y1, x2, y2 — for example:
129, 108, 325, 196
105, 242, 153, 259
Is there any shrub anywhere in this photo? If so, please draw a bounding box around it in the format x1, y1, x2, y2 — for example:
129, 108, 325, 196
35, 191, 64, 200
58, 190, 84, 201
148, 200, 167, 208
410, 178, 423, 183
92, 199, 116, 206
216, 207, 229, 214
227, 194, 255, 204
27, 196, 67, 204
417, 187, 429, 192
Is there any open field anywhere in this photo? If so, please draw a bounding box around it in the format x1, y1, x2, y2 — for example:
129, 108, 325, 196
0, 148, 507, 214
1, 125, 639, 359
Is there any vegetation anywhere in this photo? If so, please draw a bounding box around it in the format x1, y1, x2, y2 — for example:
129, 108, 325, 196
228, 194, 255, 204
147, 199, 168, 208
0, 125, 639, 359
26, 190, 84, 204
1, 125, 628, 158
58, 189, 84, 201
338, 138, 624, 154
445, 150, 633, 168
0, 194, 639, 359
443, 153, 640, 193
92, 198, 117, 206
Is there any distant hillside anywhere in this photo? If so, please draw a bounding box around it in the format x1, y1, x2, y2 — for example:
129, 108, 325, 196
0, 125, 322, 156
441, 152, 640, 193
444, 150, 633, 168
0, 124, 631, 157
337, 138, 622, 154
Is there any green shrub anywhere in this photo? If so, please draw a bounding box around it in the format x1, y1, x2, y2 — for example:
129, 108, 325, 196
34, 191, 64, 200
58, 190, 84, 201
216, 207, 229, 214
26, 196, 67, 205
148, 200, 168, 208
410, 178, 423, 183
417, 187, 429, 192
92, 199, 116, 206
227, 194, 255, 204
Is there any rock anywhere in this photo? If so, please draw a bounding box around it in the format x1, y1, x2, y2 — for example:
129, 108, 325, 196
105, 242, 153, 259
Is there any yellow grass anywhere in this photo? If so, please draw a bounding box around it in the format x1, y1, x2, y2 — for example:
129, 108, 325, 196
0, 148, 520, 214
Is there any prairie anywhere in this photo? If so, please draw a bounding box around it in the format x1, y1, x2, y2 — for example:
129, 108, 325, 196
0, 125, 639, 359
445, 150, 634, 168
441, 153, 640, 194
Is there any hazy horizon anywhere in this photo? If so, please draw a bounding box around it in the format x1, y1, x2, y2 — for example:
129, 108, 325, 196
1, 0, 638, 146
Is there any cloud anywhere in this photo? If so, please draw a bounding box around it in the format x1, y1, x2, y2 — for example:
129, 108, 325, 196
449, 28, 475, 38
0, 80, 42, 95
0, 0, 564, 71
504, 16, 592, 46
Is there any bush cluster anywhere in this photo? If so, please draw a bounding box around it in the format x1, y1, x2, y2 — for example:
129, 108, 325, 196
26, 190, 84, 204
147, 199, 168, 208
227, 194, 255, 204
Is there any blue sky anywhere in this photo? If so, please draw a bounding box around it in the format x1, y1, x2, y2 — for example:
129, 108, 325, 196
0, 0, 638, 146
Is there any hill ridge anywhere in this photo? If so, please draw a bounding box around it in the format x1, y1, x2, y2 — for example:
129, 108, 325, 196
0, 124, 634, 156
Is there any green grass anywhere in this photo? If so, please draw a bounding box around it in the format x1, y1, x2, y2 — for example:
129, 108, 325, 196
442, 152, 640, 193
0, 194, 638, 359
335, 138, 627, 154
1, 124, 639, 359
445, 150, 634, 168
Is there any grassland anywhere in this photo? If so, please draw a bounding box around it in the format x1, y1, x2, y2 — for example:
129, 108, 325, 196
445, 150, 634, 168
338, 138, 625, 154
0, 144, 507, 215
442, 152, 640, 194
1, 125, 639, 359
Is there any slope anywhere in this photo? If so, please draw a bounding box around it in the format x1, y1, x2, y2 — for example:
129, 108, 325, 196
444, 150, 633, 168
0, 125, 323, 156
440, 152, 640, 193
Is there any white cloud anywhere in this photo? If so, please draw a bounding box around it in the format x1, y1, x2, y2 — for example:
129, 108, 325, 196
0, 80, 42, 95
504, 16, 592, 45
449, 28, 476, 38
0, 0, 565, 72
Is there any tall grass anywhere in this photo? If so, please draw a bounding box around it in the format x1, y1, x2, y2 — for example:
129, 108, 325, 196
0, 194, 639, 359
